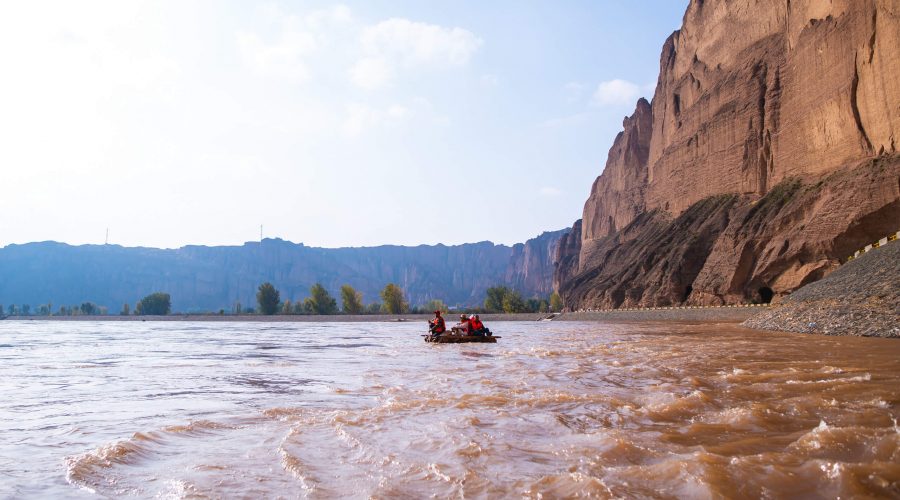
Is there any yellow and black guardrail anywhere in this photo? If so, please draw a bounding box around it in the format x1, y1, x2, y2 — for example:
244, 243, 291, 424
576, 303, 769, 313
846, 230, 899, 262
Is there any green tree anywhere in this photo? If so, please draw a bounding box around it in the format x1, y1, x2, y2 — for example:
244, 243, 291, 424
281, 299, 293, 315
380, 283, 408, 314
366, 302, 383, 314
484, 286, 511, 312
550, 292, 563, 312
256, 282, 280, 315
79, 302, 97, 315
423, 299, 449, 313
502, 291, 526, 313
0, 304, 4, 316
305, 283, 337, 315
22, 304, 31, 316
340, 284, 364, 314
539, 300, 549, 313
7, 305, 17, 315
121, 303, 130, 316
137, 293, 171, 315
233, 301, 242, 315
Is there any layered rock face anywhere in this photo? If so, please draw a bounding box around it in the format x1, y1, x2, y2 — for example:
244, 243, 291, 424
557, 0, 900, 310
504, 229, 568, 296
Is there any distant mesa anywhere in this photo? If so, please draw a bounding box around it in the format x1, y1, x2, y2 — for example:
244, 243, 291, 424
0, 232, 566, 312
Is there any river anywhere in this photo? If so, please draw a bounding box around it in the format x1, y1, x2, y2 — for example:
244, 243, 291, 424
1, 320, 898, 498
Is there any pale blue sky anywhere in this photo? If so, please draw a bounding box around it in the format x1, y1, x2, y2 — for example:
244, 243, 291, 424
0, 1, 688, 248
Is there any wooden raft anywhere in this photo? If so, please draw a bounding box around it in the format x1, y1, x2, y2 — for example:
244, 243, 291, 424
424, 334, 499, 343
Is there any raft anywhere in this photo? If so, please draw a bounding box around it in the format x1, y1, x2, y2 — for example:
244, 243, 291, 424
423, 334, 500, 343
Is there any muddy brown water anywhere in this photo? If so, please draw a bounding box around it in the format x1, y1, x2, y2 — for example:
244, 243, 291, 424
1, 320, 898, 498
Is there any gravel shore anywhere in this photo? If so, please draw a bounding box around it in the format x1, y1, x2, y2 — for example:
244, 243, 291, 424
744, 239, 900, 338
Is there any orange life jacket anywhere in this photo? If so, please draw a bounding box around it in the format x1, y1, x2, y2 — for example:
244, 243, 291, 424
431, 317, 446, 333
472, 319, 484, 330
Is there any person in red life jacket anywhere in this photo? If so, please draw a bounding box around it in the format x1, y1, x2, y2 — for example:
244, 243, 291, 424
470, 314, 487, 336
469, 314, 491, 336
429, 310, 446, 338
467, 315, 478, 335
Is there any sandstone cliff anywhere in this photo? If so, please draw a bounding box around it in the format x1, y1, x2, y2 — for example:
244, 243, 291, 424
504, 229, 568, 296
557, 0, 900, 310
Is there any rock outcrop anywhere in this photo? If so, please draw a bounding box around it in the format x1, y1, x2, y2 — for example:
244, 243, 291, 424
0, 231, 566, 312
557, 0, 900, 310
505, 229, 568, 296
553, 219, 582, 293
560, 157, 900, 308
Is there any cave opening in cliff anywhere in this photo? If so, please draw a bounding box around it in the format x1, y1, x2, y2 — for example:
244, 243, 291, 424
682, 285, 693, 302
758, 287, 774, 304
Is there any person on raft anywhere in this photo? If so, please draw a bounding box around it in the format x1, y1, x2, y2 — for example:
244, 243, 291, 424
429, 310, 446, 338
449, 314, 469, 335
468, 314, 490, 336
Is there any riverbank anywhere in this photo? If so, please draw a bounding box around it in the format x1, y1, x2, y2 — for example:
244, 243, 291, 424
745, 238, 900, 338
3, 307, 765, 323
1, 313, 551, 322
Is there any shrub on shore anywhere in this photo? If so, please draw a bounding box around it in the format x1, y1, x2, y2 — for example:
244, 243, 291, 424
380, 284, 408, 314
136, 293, 171, 316
256, 283, 280, 315
341, 285, 364, 314
305, 283, 338, 315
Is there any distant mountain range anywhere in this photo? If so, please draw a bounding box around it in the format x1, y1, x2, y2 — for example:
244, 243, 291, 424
0, 231, 565, 312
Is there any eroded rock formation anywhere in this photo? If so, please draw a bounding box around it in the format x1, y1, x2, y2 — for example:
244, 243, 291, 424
505, 229, 568, 297
556, 0, 900, 310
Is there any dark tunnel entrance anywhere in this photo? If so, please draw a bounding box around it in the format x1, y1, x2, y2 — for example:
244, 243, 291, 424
758, 287, 774, 304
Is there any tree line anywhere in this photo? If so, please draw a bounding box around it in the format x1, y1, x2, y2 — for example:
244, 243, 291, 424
251, 282, 410, 315
0, 302, 109, 316
0, 293, 171, 317
482, 286, 563, 314
0, 283, 562, 317
250, 283, 562, 316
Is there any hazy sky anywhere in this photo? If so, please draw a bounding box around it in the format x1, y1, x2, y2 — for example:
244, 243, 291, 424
0, 1, 687, 249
